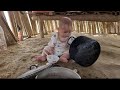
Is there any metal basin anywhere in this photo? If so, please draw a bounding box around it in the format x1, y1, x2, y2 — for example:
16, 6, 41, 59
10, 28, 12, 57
36, 67, 81, 79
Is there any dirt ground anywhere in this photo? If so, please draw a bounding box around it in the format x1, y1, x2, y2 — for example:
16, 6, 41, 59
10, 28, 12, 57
0, 32, 120, 79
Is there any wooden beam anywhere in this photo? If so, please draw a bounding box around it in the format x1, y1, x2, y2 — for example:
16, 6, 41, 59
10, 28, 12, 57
0, 11, 17, 46
30, 15, 120, 22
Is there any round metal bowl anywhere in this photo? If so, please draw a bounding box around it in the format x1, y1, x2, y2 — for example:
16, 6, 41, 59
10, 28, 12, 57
36, 67, 81, 79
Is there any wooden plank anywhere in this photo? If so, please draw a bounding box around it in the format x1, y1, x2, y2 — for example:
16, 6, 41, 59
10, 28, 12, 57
31, 15, 120, 22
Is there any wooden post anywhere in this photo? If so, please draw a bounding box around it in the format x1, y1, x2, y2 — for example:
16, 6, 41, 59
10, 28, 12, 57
39, 17, 44, 38
113, 22, 116, 34
99, 22, 104, 34
8, 11, 18, 40
102, 22, 106, 34
30, 18, 37, 35
76, 20, 79, 33
79, 21, 83, 32
85, 21, 88, 33
116, 22, 119, 34
88, 21, 92, 34
50, 20, 54, 32
13, 11, 24, 40
92, 22, 96, 35
43, 20, 48, 35
18, 11, 28, 37
19, 12, 33, 38
27, 13, 36, 36
49, 20, 52, 32
118, 21, 120, 35
84, 21, 88, 33
96, 22, 100, 34
46, 20, 51, 33
106, 22, 112, 34
55, 20, 58, 29
44, 20, 49, 34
